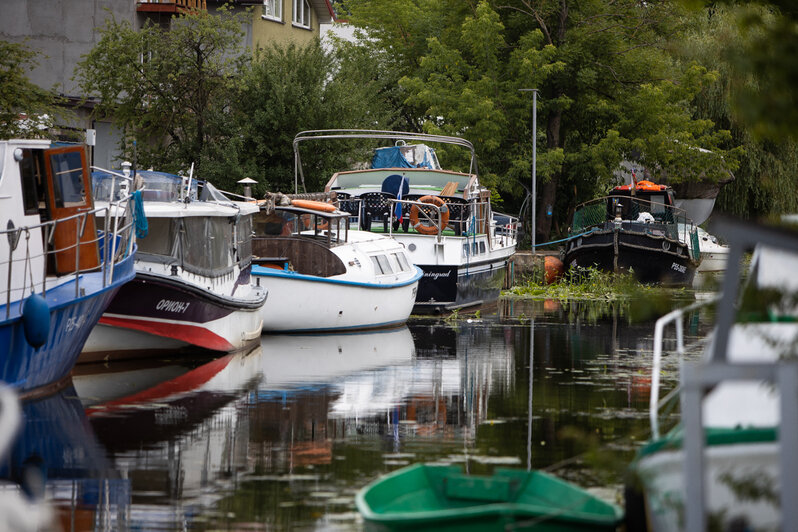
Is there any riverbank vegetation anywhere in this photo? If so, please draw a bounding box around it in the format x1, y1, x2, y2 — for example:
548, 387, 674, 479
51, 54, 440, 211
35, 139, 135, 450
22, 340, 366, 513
504, 266, 694, 322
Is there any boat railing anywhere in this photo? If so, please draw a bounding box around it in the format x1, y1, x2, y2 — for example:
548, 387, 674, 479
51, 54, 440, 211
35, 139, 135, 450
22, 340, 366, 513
293, 129, 478, 194
677, 216, 798, 531
649, 296, 719, 439
571, 196, 700, 259
2, 194, 136, 316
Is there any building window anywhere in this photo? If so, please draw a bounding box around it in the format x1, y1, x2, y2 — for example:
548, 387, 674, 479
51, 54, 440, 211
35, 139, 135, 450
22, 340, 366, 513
292, 0, 310, 29
262, 0, 282, 21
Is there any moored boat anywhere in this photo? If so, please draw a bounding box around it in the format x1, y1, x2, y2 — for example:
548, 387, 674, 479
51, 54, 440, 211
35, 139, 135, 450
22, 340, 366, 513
356, 463, 623, 531
294, 130, 518, 313
565, 180, 701, 285
250, 197, 421, 332
81, 169, 266, 360
0, 140, 136, 397
626, 217, 798, 531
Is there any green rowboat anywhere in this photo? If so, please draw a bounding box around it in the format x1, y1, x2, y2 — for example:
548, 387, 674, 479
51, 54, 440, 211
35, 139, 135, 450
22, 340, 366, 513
356, 464, 623, 531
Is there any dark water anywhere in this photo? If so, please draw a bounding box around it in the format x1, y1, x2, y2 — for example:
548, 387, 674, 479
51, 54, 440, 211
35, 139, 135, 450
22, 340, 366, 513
0, 296, 714, 530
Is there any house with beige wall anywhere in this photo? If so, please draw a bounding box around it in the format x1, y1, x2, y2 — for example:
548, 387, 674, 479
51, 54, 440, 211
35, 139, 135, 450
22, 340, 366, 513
254, 0, 335, 48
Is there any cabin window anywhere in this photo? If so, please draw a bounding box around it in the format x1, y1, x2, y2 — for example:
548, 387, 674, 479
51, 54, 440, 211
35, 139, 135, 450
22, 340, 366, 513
472, 242, 479, 255
262, 0, 282, 21
463, 243, 469, 257
137, 218, 178, 257
393, 252, 410, 272
479, 241, 486, 254
292, 0, 310, 28
182, 217, 234, 276
49, 151, 87, 207
236, 214, 253, 266
19, 149, 45, 216
370, 255, 393, 275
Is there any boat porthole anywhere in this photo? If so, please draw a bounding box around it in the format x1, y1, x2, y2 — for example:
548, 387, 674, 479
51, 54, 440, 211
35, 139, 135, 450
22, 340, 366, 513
662, 241, 670, 251
408, 243, 416, 252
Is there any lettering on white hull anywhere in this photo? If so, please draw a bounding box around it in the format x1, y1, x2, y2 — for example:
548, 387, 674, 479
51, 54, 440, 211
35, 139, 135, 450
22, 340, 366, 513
156, 299, 191, 313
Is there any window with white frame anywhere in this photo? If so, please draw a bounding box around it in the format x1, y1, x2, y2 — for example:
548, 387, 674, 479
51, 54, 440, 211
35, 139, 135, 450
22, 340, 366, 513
262, 0, 282, 21
292, 0, 311, 28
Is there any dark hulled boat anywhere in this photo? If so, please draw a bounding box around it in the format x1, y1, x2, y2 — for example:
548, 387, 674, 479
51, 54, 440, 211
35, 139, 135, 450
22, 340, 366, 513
564, 181, 701, 285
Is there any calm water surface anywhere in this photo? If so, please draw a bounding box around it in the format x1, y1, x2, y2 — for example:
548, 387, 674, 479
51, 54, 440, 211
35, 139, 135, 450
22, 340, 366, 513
2, 296, 714, 530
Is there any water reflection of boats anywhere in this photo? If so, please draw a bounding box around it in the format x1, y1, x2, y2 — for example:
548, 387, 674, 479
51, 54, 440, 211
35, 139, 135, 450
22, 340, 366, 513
0, 384, 128, 531
259, 326, 415, 388
70, 347, 263, 529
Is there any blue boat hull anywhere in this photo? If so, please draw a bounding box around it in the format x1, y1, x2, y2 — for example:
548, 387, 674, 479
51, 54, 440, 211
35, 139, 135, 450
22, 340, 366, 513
0, 250, 136, 397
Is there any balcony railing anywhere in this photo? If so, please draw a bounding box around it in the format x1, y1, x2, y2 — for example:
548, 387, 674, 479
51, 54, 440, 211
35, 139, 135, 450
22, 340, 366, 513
137, 0, 207, 13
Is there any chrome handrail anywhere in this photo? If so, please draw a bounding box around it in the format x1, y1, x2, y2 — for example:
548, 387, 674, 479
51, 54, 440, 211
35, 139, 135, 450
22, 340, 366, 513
649, 296, 719, 439
2, 194, 136, 315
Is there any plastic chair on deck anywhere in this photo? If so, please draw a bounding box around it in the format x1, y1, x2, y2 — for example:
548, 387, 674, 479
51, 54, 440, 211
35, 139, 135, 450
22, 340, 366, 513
359, 191, 395, 232
440, 196, 470, 235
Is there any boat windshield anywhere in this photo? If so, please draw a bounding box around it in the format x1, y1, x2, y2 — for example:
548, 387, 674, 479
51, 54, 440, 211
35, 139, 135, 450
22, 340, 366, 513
136, 214, 252, 276
254, 208, 349, 244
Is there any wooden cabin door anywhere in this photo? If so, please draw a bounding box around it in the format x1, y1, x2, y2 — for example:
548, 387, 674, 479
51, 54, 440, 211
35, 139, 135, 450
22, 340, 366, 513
43, 146, 100, 275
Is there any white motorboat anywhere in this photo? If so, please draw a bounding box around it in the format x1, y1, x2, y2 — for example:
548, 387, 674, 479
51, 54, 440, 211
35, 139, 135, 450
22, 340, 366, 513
82, 169, 267, 360
626, 217, 798, 531
250, 199, 421, 332
293, 130, 518, 313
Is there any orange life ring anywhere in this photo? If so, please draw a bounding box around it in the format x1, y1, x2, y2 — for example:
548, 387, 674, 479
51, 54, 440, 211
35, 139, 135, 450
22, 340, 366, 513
291, 199, 337, 212
409, 195, 450, 235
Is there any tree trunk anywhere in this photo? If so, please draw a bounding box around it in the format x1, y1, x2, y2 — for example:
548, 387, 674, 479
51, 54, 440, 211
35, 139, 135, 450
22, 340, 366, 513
537, 107, 562, 242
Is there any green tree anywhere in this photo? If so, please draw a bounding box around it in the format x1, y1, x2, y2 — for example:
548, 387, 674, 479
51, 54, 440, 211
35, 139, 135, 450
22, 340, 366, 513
0, 40, 64, 139
75, 7, 249, 182
679, 4, 798, 218
234, 39, 396, 194
691, 0, 798, 141
344, 0, 740, 240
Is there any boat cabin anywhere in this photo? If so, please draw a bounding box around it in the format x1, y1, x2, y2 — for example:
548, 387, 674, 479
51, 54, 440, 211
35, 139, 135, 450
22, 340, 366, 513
4, 141, 100, 280
92, 170, 255, 279
251, 205, 352, 277
606, 181, 677, 223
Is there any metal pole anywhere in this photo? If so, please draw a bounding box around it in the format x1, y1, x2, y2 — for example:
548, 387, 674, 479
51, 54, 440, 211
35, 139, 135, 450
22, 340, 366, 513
519, 89, 538, 254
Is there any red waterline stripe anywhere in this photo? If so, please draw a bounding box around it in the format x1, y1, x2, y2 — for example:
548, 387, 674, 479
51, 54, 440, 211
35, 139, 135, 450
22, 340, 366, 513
99, 316, 235, 352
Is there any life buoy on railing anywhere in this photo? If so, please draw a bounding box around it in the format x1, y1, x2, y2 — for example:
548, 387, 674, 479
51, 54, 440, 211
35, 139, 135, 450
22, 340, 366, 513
409, 195, 450, 235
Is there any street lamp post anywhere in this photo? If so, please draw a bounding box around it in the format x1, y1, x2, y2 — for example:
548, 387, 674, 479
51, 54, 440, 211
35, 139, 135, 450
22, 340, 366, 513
519, 89, 538, 254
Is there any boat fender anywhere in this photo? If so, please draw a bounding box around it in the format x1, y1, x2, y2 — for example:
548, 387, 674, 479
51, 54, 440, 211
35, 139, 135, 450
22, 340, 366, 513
22, 294, 50, 348
291, 199, 337, 213
410, 196, 450, 235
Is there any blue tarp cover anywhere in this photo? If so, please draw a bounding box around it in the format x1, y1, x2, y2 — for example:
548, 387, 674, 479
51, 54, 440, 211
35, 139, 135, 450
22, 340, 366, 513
372, 146, 433, 169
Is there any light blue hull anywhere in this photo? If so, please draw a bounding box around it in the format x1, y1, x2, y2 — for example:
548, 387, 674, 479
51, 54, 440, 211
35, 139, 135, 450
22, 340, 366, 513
0, 250, 135, 397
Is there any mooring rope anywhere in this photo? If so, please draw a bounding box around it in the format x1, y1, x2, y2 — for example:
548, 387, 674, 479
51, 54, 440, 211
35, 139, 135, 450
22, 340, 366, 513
532, 227, 597, 248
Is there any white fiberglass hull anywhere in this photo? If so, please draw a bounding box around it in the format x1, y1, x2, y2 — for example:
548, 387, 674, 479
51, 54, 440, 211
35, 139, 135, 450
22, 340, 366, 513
254, 266, 422, 332
81, 272, 265, 360
633, 440, 780, 531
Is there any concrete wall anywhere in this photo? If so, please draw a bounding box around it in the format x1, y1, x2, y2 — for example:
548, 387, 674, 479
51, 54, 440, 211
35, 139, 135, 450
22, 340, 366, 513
0, 0, 138, 98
